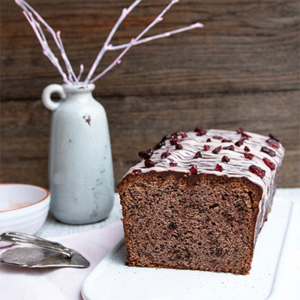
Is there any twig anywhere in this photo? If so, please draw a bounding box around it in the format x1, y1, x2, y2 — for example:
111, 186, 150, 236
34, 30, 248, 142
15, 0, 78, 84
77, 64, 84, 82
107, 23, 203, 51
89, 0, 181, 83
15, 0, 204, 85
84, 0, 142, 84
88, 0, 203, 83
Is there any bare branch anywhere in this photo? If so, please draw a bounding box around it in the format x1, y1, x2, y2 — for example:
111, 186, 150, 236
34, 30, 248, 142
15, 0, 203, 86
90, 0, 201, 83
107, 23, 203, 51
15, 0, 78, 83
21, 9, 70, 84
84, 0, 142, 84
77, 64, 84, 82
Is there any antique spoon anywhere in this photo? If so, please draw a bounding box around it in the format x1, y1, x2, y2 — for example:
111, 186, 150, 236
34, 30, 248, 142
0, 232, 90, 268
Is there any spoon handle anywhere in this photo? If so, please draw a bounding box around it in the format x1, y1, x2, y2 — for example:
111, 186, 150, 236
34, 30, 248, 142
0, 232, 74, 258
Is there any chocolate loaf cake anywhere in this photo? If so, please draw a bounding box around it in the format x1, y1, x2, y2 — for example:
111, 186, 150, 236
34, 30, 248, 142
117, 127, 284, 275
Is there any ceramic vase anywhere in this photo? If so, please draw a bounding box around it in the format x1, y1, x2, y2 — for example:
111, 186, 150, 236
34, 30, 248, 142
42, 83, 114, 224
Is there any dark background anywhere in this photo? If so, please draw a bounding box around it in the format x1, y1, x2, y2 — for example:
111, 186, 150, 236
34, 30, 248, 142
1, 0, 299, 188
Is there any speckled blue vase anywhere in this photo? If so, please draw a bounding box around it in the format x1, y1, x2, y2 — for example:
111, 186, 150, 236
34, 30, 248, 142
42, 83, 114, 224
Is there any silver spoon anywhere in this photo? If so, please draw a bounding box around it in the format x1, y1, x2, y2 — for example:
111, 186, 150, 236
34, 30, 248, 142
0, 232, 90, 268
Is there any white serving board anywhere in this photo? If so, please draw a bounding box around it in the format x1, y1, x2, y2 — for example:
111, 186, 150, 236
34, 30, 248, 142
82, 193, 300, 300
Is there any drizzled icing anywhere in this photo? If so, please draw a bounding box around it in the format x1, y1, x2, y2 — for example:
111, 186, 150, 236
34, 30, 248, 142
124, 129, 285, 237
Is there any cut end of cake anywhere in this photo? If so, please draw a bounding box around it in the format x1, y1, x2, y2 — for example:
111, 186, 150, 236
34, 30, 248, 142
119, 172, 262, 275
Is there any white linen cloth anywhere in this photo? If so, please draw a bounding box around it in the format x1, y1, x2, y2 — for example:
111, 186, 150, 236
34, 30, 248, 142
0, 220, 124, 300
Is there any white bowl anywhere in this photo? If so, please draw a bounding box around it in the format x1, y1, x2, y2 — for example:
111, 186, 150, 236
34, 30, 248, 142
0, 183, 50, 247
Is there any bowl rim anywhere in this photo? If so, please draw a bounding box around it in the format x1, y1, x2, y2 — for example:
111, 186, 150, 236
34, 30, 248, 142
0, 183, 50, 214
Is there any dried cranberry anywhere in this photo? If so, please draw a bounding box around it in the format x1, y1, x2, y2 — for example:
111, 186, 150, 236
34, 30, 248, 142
161, 135, 172, 143
222, 156, 230, 163
263, 158, 275, 170
206, 138, 211, 142
153, 141, 165, 150
215, 164, 223, 172
244, 153, 254, 160
176, 144, 183, 150
266, 138, 280, 149
204, 145, 210, 151
161, 150, 171, 159
237, 127, 244, 134
261, 146, 276, 157
194, 125, 207, 136
235, 139, 244, 147
137, 149, 154, 160
269, 134, 281, 142
242, 132, 252, 139
222, 139, 232, 143
170, 138, 180, 145
194, 151, 202, 159
212, 146, 222, 154
196, 130, 207, 136
244, 146, 250, 152
189, 165, 197, 174
180, 131, 188, 138
145, 159, 155, 168
213, 135, 223, 140
132, 169, 142, 175
223, 145, 235, 151
194, 125, 203, 132
170, 162, 178, 167
249, 165, 265, 178
171, 132, 181, 138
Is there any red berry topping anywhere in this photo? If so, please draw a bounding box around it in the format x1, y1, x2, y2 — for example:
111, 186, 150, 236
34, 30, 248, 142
180, 131, 188, 138
204, 145, 210, 151
194, 125, 203, 132
132, 169, 142, 175
194, 151, 202, 158
171, 131, 181, 137
215, 164, 223, 172
170, 138, 180, 145
266, 138, 280, 149
161, 150, 171, 159
261, 146, 276, 157
194, 125, 207, 136
244, 153, 254, 160
161, 135, 172, 142
249, 165, 266, 178
269, 133, 281, 142
263, 158, 275, 170
137, 149, 154, 160
222, 139, 232, 143
176, 143, 183, 150
223, 145, 235, 151
153, 141, 165, 150
170, 162, 178, 167
235, 139, 244, 147
244, 146, 250, 152
212, 146, 222, 154
189, 165, 197, 174
222, 156, 230, 163
242, 132, 252, 139
237, 127, 244, 134
196, 130, 207, 136
145, 159, 155, 168
206, 138, 211, 142
213, 135, 223, 140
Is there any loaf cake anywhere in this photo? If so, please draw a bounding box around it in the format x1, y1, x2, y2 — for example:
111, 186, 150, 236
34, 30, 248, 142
117, 127, 284, 275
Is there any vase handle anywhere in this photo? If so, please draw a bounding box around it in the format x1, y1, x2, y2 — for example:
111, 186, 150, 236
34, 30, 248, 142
42, 84, 66, 111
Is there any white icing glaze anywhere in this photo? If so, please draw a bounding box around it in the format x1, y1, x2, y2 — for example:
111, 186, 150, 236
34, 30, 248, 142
124, 129, 285, 237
